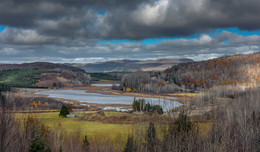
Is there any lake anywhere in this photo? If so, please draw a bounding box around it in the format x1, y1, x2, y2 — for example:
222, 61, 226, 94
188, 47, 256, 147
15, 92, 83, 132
34, 85, 183, 111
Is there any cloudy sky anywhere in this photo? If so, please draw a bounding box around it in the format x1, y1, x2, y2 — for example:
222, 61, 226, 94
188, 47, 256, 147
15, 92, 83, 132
0, 0, 260, 63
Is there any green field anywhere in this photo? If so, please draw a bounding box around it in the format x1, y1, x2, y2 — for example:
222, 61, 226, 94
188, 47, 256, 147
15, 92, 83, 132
0, 70, 55, 88
16, 112, 132, 138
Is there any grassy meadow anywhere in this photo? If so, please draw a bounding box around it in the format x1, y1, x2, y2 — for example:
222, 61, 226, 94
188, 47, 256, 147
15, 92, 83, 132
16, 112, 132, 138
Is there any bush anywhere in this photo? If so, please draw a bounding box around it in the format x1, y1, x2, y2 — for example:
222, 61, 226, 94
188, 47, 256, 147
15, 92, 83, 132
152, 105, 163, 115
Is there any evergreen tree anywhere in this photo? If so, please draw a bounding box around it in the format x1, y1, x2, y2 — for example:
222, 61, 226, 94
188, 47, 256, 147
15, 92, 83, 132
144, 103, 152, 112
163, 112, 193, 151
146, 122, 157, 151
83, 135, 89, 152
59, 104, 70, 117
123, 135, 135, 152
173, 112, 193, 133
29, 130, 45, 152
152, 105, 163, 115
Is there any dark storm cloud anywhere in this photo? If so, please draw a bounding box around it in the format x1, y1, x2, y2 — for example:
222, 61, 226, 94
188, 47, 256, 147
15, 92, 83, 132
104, 0, 260, 39
1, 0, 260, 41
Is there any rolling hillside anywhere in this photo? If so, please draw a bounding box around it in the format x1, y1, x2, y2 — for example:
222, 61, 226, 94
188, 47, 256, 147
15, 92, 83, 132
165, 53, 260, 89
0, 62, 91, 88
68, 58, 193, 72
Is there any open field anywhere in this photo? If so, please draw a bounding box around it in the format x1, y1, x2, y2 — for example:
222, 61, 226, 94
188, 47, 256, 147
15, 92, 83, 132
16, 112, 132, 138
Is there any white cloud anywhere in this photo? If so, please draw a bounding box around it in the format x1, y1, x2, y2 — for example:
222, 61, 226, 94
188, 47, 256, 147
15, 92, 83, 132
132, 0, 169, 25
0, 27, 54, 44
199, 34, 212, 44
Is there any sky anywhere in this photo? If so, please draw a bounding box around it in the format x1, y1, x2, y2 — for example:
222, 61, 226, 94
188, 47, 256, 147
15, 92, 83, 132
0, 0, 260, 63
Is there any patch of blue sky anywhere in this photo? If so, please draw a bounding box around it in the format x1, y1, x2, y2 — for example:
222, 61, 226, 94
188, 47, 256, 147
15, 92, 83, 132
141, 33, 204, 45
224, 40, 229, 45
97, 10, 107, 16
99, 34, 202, 45
99, 28, 260, 45
142, 38, 167, 44
216, 27, 260, 36
0, 25, 5, 33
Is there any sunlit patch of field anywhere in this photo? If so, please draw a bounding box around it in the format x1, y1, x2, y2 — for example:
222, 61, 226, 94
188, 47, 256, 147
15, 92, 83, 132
16, 112, 132, 138
195, 121, 212, 136
104, 111, 129, 116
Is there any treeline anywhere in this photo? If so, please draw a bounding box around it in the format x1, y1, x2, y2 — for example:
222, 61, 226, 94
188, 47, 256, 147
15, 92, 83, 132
119, 71, 182, 93
89, 72, 125, 81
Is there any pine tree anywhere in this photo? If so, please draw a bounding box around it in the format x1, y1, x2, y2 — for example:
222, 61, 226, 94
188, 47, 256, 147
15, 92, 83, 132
146, 122, 157, 151
59, 104, 69, 117
83, 135, 89, 152
124, 135, 135, 152
29, 130, 45, 152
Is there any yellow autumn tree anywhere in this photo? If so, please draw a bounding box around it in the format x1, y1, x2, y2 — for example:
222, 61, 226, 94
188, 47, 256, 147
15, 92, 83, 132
44, 102, 48, 106
126, 87, 132, 92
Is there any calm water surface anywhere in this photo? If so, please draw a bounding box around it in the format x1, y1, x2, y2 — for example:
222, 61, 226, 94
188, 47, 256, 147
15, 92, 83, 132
34, 85, 183, 111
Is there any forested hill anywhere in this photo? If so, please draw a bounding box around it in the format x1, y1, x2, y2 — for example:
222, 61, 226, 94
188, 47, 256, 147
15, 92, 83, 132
120, 52, 260, 92
0, 62, 91, 88
0, 62, 85, 73
164, 52, 260, 89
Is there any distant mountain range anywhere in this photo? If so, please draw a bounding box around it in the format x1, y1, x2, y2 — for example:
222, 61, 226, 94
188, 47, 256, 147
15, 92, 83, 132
66, 58, 194, 72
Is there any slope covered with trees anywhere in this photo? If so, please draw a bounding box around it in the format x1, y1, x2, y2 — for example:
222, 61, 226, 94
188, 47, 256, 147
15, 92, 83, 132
165, 52, 260, 90
0, 62, 91, 88
120, 52, 260, 92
